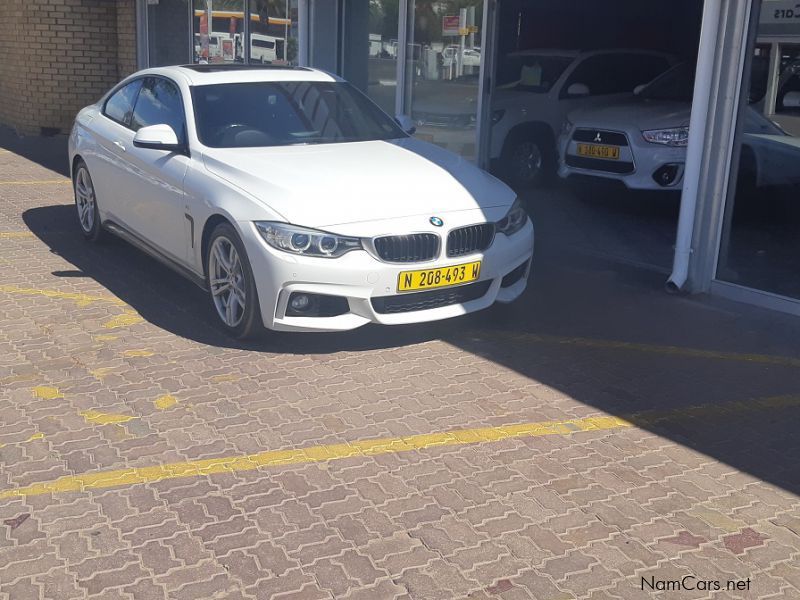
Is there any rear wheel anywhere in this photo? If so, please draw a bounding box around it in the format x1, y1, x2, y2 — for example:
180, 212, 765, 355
73, 160, 105, 242
206, 222, 263, 339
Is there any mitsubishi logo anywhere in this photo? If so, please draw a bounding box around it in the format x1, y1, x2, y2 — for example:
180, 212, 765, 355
593, 132, 603, 143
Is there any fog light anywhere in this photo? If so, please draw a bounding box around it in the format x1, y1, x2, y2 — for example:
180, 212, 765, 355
290, 293, 311, 312
652, 163, 683, 187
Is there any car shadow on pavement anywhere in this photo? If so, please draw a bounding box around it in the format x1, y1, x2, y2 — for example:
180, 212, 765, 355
23, 203, 800, 496
22, 204, 455, 353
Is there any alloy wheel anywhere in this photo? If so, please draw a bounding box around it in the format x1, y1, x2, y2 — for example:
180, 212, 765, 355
511, 141, 543, 184
208, 236, 247, 328
74, 166, 96, 233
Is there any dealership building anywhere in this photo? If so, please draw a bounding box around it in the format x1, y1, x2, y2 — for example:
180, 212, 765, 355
0, 0, 798, 316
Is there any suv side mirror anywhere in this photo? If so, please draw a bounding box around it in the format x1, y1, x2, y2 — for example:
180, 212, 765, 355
395, 115, 417, 135
133, 124, 184, 152
566, 83, 590, 97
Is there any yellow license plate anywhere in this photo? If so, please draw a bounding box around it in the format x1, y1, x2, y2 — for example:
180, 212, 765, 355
398, 261, 481, 292
577, 143, 620, 160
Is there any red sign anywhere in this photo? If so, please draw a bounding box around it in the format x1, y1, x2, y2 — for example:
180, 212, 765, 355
442, 15, 460, 36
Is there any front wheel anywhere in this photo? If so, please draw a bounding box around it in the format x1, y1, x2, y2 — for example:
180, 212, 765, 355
501, 134, 555, 189
206, 223, 263, 339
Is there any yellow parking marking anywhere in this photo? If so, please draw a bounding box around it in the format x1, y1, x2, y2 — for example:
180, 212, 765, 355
210, 374, 240, 383
480, 331, 800, 369
122, 349, 155, 358
31, 386, 63, 400
94, 334, 118, 342
2, 394, 797, 500
0, 433, 45, 449
89, 367, 116, 381
0, 232, 35, 239
154, 395, 177, 410
0, 179, 70, 186
0, 285, 125, 308
80, 410, 137, 426
102, 312, 144, 329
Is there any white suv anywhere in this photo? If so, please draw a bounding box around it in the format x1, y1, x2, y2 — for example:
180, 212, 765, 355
490, 49, 675, 187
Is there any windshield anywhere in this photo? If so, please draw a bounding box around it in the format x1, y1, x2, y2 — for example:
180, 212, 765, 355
192, 81, 406, 148
639, 63, 696, 102
497, 55, 574, 92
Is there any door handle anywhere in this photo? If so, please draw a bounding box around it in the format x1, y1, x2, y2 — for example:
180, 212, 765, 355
113, 141, 126, 152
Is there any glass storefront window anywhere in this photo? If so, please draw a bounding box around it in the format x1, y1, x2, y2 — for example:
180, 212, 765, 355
404, 0, 484, 160
250, 0, 299, 65
193, 0, 245, 63
147, 0, 192, 67
717, 21, 800, 299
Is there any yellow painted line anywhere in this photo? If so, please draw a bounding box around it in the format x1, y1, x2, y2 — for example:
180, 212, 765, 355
0, 179, 69, 185
122, 349, 155, 358
481, 331, 800, 369
154, 395, 177, 410
0, 284, 125, 308
0, 432, 45, 449
210, 374, 240, 383
89, 367, 116, 381
103, 312, 144, 329
31, 386, 63, 400
80, 410, 137, 426
0, 231, 35, 239
2, 394, 798, 500
94, 334, 119, 342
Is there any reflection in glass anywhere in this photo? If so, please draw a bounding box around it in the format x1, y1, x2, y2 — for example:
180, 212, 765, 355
193, 0, 245, 63
405, 0, 484, 159
250, 0, 299, 65
717, 28, 800, 299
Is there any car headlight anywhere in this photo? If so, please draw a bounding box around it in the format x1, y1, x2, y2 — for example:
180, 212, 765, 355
642, 126, 689, 147
491, 109, 506, 124
496, 198, 527, 236
255, 222, 362, 258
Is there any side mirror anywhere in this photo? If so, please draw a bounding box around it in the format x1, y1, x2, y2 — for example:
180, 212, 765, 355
566, 83, 590, 97
395, 115, 417, 135
133, 124, 183, 152
633, 84, 647, 96
783, 91, 800, 109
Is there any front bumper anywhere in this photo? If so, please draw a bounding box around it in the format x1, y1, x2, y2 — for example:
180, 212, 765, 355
557, 129, 687, 191
240, 219, 534, 332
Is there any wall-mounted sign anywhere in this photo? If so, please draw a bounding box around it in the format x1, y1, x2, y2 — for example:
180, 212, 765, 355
760, 0, 800, 37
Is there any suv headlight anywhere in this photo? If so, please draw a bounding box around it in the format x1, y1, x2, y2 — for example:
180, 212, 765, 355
255, 222, 362, 258
642, 126, 689, 147
561, 118, 573, 136
496, 198, 527, 236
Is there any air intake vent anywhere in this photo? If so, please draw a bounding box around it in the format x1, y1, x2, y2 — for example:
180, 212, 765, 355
373, 234, 440, 263
446, 224, 495, 258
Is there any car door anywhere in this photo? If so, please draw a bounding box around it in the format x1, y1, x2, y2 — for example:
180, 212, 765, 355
89, 78, 144, 224
123, 76, 191, 263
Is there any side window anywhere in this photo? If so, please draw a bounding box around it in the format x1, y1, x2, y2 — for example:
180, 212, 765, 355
103, 79, 144, 126
131, 77, 186, 141
564, 54, 670, 97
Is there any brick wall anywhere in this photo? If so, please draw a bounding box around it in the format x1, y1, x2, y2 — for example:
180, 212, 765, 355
0, 0, 138, 136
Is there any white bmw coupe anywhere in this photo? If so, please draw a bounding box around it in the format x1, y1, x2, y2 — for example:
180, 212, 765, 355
69, 65, 534, 337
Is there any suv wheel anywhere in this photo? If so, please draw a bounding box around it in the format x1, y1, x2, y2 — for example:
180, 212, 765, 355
502, 133, 555, 189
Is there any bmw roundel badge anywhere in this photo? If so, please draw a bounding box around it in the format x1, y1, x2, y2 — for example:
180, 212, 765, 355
430, 216, 444, 227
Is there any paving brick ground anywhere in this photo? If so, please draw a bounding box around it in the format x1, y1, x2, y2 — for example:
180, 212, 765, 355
1, 133, 800, 599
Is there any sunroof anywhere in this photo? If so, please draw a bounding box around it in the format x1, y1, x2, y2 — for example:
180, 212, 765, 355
180, 64, 310, 73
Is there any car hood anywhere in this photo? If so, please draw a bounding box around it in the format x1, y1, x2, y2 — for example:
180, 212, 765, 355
569, 99, 691, 130
202, 138, 514, 228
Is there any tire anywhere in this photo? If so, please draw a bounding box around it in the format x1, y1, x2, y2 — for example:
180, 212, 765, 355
206, 222, 263, 339
501, 131, 556, 189
73, 160, 105, 242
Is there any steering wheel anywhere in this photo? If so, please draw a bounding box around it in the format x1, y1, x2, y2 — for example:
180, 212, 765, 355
216, 123, 250, 146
